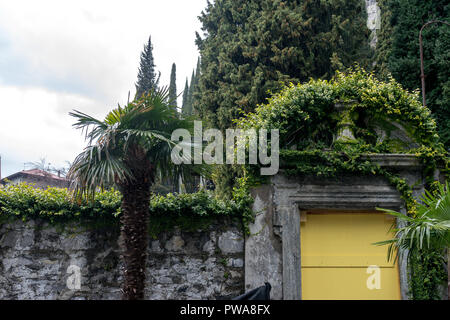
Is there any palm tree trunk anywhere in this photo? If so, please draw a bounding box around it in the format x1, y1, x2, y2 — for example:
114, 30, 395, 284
120, 182, 151, 300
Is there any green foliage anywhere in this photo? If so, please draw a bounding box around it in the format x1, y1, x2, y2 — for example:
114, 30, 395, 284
169, 63, 177, 107
408, 247, 447, 300
238, 69, 447, 213
182, 59, 200, 117
373, 181, 449, 300
239, 69, 447, 215
181, 79, 190, 116
375, 182, 450, 260
373, 0, 393, 79
148, 178, 253, 237
278, 148, 419, 214
187, 70, 196, 115
195, 0, 371, 196
238, 69, 448, 299
243, 68, 447, 212
195, 0, 371, 131
375, 0, 450, 148
68, 88, 191, 198
0, 182, 253, 236
0, 183, 121, 226
136, 36, 160, 99
239, 68, 443, 151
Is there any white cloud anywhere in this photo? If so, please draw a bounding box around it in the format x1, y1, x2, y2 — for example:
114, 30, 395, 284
0, 85, 98, 176
0, 0, 207, 177
0, 1, 206, 102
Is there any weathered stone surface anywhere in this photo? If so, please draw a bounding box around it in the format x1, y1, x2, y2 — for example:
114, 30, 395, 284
218, 230, 244, 254
0, 219, 244, 300
246, 186, 283, 300
365, 0, 380, 48
164, 235, 185, 252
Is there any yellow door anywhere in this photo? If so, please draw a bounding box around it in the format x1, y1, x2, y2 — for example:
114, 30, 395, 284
300, 212, 401, 300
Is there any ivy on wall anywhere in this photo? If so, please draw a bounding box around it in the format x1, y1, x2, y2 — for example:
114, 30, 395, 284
147, 176, 254, 237
238, 68, 448, 299
0, 69, 447, 299
0, 181, 253, 237
0, 183, 120, 226
238, 68, 448, 213
409, 247, 448, 300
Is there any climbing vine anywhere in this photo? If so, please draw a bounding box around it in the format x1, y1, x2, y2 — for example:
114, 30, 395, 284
0, 183, 120, 227
279, 149, 420, 214
147, 176, 253, 237
0, 68, 447, 299
408, 248, 448, 300
238, 68, 448, 213
0, 181, 254, 237
238, 68, 449, 299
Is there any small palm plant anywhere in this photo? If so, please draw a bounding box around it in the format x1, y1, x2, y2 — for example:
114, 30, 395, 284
375, 181, 450, 299
67, 88, 191, 299
375, 182, 450, 262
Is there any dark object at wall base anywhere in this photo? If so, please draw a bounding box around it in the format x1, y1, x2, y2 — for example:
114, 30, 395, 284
232, 283, 271, 300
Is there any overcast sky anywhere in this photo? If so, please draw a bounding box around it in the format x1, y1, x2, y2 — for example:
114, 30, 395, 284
0, 0, 207, 177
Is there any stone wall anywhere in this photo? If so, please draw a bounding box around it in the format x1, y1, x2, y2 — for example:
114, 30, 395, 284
0, 219, 244, 300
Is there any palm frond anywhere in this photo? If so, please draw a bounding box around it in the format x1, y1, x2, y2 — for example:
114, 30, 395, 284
68, 87, 195, 199
69, 110, 111, 145
376, 207, 415, 222
375, 182, 450, 263
67, 145, 131, 199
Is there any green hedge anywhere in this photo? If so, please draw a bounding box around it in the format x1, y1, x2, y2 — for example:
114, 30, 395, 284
0, 182, 253, 236
0, 183, 120, 225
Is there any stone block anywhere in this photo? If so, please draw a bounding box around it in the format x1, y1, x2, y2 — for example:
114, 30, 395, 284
218, 231, 244, 254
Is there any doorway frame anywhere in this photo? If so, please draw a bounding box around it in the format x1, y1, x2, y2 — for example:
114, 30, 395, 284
270, 173, 412, 300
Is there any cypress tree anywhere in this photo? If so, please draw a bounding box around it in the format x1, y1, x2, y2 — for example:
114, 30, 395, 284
373, 0, 394, 79
195, 0, 371, 197
135, 36, 160, 98
375, 0, 450, 147
181, 79, 190, 116
187, 70, 196, 115
169, 63, 177, 108
195, 0, 371, 131
195, 57, 201, 88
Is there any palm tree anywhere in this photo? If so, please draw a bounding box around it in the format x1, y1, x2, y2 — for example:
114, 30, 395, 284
375, 182, 450, 298
375, 182, 450, 261
67, 88, 191, 299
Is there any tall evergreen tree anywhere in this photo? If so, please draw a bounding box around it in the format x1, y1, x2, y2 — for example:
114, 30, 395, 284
195, 57, 201, 88
181, 79, 190, 116
169, 63, 177, 107
373, 0, 394, 79
181, 67, 199, 117
195, 0, 371, 131
195, 0, 371, 197
375, 0, 450, 147
135, 36, 160, 98
187, 70, 196, 114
